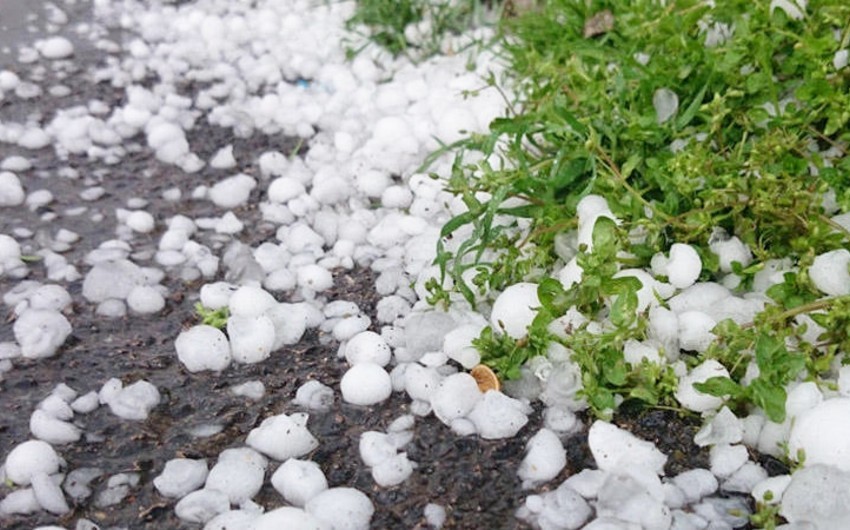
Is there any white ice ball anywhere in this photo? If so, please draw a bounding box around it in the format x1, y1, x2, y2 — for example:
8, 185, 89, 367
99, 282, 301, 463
490, 282, 540, 339
175, 325, 231, 372
668, 282, 730, 315
265, 304, 307, 348
271, 459, 328, 507
467, 391, 530, 440
665, 243, 702, 289
268, 177, 306, 203
341, 363, 393, 406
204, 509, 260, 529
780, 465, 850, 528
305, 488, 375, 530
0, 171, 25, 206
709, 236, 752, 273
371, 453, 415, 487
613, 269, 673, 313
153, 458, 208, 499
518, 428, 566, 488
430, 373, 482, 425
677, 310, 717, 353
227, 314, 275, 364
101, 379, 160, 421
127, 285, 165, 314
442, 324, 482, 369
344, 331, 391, 367
292, 380, 334, 412
809, 249, 850, 296
36, 36, 74, 59
28, 285, 72, 312
588, 420, 667, 475
13, 309, 72, 359
205, 454, 265, 505
671, 468, 718, 503
209, 173, 256, 209
29, 410, 81, 444
297, 264, 333, 292
210, 145, 236, 169
403, 364, 443, 402
789, 398, 850, 471
227, 285, 277, 317
250, 507, 327, 530
359, 431, 397, 467
174, 488, 229, 524
198, 282, 235, 310
246, 413, 319, 461
31, 470, 70, 514
4, 440, 62, 486
126, 210, 155, 234
675, 360, 729, 413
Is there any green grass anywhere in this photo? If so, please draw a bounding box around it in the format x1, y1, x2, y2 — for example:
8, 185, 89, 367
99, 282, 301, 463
349, 0, 850, 428
346, 0, 500, 58
423, 0, 850, 421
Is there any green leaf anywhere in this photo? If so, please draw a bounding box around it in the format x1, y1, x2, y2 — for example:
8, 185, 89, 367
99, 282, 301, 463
604, 364, 628, 387
754, 333, 786, 369
591, 216, 618, 255
552, 157, 588, 192
586, 385, 617, 413
675, 82, 709, 130
610, 289, 638, 328
602, 275, 643, 296
537, 277, 571, 313
694, 376, 742, 398
749, 378, 788, 423
440, 210, 477, 238
553, 105, 589, 137
621, 153, 642, 180
629, 384, 659, 405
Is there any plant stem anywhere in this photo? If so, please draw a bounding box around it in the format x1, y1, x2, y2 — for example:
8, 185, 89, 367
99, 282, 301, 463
592, 145, 672, 223
744, 294, 850, 329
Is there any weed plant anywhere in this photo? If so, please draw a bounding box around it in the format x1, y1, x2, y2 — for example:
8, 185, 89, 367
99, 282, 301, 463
425, 0, 850, 424
194, 303, 229, 329
351, 0, 850, 455
345, 0, 501, 58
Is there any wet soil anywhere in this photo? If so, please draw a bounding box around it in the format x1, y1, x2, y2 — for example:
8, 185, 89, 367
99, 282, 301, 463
0, 1, 766, 529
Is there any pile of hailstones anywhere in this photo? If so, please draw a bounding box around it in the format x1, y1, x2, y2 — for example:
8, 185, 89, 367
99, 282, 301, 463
0, 0, 848, 523
4, 194, 850, 528
155, 194, 850, 529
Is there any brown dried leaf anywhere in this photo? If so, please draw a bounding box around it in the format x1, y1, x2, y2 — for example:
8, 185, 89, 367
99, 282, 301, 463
471, 364, 501, 393
583, 10, 615, 38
